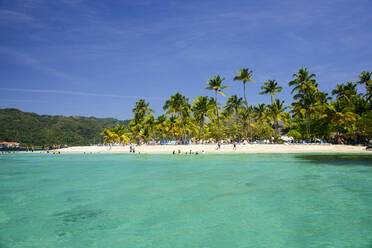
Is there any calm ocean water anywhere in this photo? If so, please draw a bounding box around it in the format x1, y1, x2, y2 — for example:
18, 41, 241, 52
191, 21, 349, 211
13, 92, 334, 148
0, 153, 372, 247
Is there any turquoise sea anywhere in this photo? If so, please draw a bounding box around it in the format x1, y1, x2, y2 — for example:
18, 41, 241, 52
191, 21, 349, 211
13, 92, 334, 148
0, 153, 372, 247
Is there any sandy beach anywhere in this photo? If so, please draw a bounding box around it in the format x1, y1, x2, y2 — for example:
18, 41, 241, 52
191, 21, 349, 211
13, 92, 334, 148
56, 144, 370, 154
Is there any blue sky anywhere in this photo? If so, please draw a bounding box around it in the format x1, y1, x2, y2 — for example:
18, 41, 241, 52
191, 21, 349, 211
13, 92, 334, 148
0, 0, 371, 119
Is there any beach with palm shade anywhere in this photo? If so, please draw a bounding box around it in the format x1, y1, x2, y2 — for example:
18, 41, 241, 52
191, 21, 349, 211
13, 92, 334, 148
53, 68, 372, 154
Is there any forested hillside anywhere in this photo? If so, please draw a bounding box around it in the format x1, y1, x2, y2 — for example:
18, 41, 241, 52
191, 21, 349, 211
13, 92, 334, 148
0, 108, 129, 146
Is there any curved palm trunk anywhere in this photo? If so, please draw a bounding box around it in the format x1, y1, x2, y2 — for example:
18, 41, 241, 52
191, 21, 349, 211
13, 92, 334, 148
215, 90, 220, 140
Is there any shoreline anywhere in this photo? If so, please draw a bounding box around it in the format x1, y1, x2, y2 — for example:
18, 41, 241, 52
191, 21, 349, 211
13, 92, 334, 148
52, 144, 370, 154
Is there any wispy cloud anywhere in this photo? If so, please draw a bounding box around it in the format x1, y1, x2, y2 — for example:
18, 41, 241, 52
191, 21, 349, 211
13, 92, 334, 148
0, 9, 36, 24
0, 88, 166, 100
0, 46, 72, 80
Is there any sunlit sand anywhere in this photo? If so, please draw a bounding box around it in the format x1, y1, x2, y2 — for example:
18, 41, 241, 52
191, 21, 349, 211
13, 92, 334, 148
57, 144, 369, 154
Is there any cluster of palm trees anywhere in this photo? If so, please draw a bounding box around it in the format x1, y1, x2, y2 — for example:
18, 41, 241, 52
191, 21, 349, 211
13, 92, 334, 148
102, 68, 372, 144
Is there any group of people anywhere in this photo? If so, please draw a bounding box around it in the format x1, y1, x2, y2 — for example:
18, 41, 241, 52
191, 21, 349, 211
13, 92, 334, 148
172, 149, 206, 155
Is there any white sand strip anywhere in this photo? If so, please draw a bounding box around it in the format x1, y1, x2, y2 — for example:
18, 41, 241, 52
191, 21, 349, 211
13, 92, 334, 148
56, 144, 370, 154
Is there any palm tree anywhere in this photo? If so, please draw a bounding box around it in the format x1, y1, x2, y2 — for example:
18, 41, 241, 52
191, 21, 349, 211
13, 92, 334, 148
101, 125, 130, 144
252, 104, 271, 139
206, 75, 229, 139
113, 125, 131, 143
129, 99, 154, 141
357, 71, 372, 85
143, 115, 156, 142
163, 92, 190, 142
332, 82, 358, 103
192, 96, 212, 141
168, 115, 179, 139
289, 68, 319, 139
253, 104, 267, 124
238, 106, 253, 139
259, 80, 282, 104
357, 71, 372, 102
224, 95, 243, 116
131, 99, 153, 122
224, 95, 243, 140
233, 68, 254, 106
267, 99, 289, 135
155, 114, 168, 141
101, 128, 117, 143
233, 68, 254, 140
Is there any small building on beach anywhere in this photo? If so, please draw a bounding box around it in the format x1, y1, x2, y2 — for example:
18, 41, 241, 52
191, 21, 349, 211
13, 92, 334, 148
0, 142, 20, 148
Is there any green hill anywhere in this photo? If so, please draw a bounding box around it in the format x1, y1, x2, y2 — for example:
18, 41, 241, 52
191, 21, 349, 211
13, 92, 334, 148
0, 108, 129, 146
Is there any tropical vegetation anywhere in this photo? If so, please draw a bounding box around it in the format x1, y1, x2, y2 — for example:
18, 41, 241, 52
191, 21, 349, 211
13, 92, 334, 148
102, 68, 372, 145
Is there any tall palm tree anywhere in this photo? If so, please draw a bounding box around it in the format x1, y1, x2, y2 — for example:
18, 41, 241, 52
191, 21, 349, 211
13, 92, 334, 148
267, 99, 289, 135
289, 68, 319, 139
192, 96, 212, 141
129, 99, 154, 141
233, 68, 254, 107
206, 75, 229, 139
233, 68, 254, 140
259, 80, 282, 104
163, 92, 190, 141
131, 99, 153, 122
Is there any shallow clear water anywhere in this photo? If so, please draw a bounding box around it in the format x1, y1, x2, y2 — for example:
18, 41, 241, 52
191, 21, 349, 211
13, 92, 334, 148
0, 153, 372, 248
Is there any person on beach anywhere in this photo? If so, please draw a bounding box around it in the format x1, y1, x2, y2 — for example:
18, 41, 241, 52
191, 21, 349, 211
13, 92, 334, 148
217, 141, 221, 150
233, 142, 237, 150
